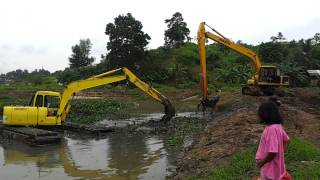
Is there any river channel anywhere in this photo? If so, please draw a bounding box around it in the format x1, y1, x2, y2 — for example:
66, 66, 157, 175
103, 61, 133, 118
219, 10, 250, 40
0, 112, 208, 180
0, 133, 179, 180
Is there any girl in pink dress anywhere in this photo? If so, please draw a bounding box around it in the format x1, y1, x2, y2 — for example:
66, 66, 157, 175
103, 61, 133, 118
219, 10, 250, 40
256, 102, 290, 180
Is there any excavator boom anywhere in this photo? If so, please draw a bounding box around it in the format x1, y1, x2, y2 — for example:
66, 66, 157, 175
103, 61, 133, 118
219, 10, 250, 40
57, 67, 175, 123
198, 22, 262, 94
3, 67, 175, 126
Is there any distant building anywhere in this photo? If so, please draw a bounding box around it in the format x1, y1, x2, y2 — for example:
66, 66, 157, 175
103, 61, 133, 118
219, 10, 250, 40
0, 74, 13, 84
307, 70, 320, 86
0, 76, 7, 84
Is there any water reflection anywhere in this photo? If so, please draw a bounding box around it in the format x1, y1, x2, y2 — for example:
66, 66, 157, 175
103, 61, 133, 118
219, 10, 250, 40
0, 133, 175, 180
66, 137, 110, 171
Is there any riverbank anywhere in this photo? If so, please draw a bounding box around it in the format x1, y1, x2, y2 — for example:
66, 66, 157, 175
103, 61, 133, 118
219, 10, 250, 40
175, 88, 320, 179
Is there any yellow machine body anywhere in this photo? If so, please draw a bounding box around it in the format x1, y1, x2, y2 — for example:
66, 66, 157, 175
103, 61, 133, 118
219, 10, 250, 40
3, 91, 61, 126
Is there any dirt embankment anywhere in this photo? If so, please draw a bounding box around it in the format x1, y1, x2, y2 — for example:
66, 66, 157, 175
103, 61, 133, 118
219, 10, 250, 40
175, 88, 320, 179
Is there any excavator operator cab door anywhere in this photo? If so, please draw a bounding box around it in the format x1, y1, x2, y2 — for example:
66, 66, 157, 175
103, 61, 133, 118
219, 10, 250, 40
43, 95, 60, 125
44, 95, 59, 116
33, 93, 60, 125
258, 67, 279, 84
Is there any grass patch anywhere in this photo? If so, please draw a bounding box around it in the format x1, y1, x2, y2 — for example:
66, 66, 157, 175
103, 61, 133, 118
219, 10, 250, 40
192, 147, 258, 180
192, 138, 320, 179
151, 83, 178, 92
286, 138, 320, 161
286, 138, 320, 178
176, 82, 198, 89
208, 83, 242, 93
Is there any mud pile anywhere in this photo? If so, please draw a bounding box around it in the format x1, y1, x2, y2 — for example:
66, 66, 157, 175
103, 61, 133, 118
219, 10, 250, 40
175, 88, 320, 179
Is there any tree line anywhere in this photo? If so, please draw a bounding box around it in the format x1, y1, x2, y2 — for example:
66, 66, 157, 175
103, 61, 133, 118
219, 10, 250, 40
2, 12, 319, 87
67, 12, 190, 70
0, 68, 56, 85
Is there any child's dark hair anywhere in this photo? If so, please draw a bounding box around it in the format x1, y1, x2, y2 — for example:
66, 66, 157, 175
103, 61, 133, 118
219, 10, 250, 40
258, 101, 283, 124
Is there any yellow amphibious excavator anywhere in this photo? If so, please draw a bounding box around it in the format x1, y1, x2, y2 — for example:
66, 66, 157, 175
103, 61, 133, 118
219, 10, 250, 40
197, 22, 289, 110
3, 67, 175, 126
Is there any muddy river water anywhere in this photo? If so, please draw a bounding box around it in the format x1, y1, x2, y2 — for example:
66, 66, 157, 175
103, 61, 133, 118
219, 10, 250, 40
0, 112, 207, 180
0, 133, 178, 180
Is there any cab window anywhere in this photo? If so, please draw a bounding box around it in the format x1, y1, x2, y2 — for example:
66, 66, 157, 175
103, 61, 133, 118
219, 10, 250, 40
44, 95, 60, 108
35, 95, 43, 107
29, 94, 35, 106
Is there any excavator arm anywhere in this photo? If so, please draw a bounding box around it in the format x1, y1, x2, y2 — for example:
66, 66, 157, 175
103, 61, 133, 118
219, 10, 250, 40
198, 22, 262, 97
197, 22, 264, 110
56, 67, 175, 123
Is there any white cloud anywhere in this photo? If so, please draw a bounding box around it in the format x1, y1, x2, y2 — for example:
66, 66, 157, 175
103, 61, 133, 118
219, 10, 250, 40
0, 0, 319, 73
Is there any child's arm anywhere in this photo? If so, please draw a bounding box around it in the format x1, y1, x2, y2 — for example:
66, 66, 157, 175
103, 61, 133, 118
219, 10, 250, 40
257, 152, 277, 168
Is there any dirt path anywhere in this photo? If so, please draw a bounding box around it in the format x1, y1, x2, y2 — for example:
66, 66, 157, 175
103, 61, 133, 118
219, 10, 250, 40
174, 88, 320, 179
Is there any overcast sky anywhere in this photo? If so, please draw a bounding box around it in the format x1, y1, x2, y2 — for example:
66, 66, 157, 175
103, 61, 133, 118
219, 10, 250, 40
0, 0, 319, 73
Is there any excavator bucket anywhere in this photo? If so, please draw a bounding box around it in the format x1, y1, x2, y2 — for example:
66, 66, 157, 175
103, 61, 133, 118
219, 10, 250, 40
206, 96, 220, 107
161, 100, 175, 122
199, 96, 220, 112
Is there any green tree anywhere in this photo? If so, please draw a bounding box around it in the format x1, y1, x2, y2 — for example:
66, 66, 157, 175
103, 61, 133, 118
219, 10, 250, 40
69, 39, 95, 68
278, 62, 309, 87
56, 66, 104, 85
258, 42, 286, 63
270, 32, 286, 42
215, 60, 250, 84
312, 33, 320, 45
164, 12, 190, 48
105, 13, 150, 70
6, 69, 29, 82
310, 45, 320, 66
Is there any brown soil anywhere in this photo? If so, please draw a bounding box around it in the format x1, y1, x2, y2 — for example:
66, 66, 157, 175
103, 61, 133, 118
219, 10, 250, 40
165, 89, 195, 100
175, 88, 320, 179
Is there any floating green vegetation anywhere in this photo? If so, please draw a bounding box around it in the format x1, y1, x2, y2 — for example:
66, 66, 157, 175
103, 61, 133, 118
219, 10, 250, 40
67, 99, 131, 124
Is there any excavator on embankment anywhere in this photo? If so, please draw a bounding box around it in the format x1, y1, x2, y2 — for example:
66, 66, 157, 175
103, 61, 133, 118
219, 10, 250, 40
197, 22, 290, 111
1, 67, 175, 144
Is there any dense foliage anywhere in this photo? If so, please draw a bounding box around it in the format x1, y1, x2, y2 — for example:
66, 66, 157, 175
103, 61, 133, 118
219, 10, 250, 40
259, 34, 320, 86
104, 13, 150, 70
69, 38, 95, 68
1, 69, 56, 85
164, 12, 190, 48
55, 64, 108, 84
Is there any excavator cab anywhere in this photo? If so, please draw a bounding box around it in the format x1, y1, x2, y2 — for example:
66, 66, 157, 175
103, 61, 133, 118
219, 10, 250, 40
28, 91, 61, 108
259, 66, 279, 83
3, 91, 61, 125
260, 66, 289, 85
246, 66, 289, 96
